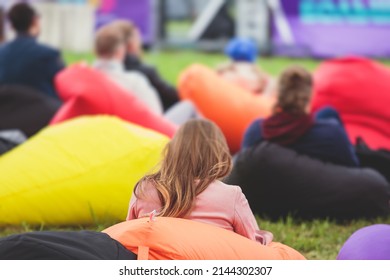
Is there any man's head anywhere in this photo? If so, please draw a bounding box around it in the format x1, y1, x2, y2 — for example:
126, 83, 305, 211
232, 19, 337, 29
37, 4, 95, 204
109, 20, 142, 58
94, 25, 126, 61
7, 3, 40, 36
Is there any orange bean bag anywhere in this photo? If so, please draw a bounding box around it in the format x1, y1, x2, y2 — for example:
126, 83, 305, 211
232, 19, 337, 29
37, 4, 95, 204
51, 64, 177, 138
311, 57, 390, 150
103, 217, 306, 260
178, 64, 274, 153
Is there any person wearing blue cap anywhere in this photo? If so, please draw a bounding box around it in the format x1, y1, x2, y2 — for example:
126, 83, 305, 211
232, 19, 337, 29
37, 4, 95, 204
225, 37, 258, 63
217, 37, 274, 95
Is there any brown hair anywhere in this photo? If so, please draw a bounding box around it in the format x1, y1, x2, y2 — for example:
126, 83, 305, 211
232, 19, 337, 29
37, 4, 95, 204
94, 25, 124, 57
109, 20, 135, 43
135, 119, 232, 218
275, 65, 313, 114
8, 3, 37, 33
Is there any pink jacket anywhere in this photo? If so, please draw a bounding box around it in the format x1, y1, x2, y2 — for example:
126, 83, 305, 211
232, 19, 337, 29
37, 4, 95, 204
127, 180, 273, 245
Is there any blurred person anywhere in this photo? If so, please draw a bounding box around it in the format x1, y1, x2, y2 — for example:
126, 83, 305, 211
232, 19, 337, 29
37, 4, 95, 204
241, 65, 359, 167
94, 24, 164, 114
217, 37, 275, 96
94, 24, 199, 125
109, 20, 179, 111
127, 119, 273, 245
0, 7, 4, 43
0, 3, 65, 98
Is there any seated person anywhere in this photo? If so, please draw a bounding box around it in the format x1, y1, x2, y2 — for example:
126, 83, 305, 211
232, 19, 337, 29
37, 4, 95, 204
94, 24, 200, 125
127, 119, 273, 245
93, 25, 163, 115
217, 37, 274, 96
315, 105, 344, 125
242, 66, 359, 167
109, 20, 179, 111
0, 3, 65, 98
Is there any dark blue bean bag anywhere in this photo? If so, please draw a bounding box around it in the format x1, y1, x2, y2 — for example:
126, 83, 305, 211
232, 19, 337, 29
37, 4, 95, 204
355, 138, 390, 184
226, 142, 390, 219
0, 85, 60, 137
0, 231, 137, 260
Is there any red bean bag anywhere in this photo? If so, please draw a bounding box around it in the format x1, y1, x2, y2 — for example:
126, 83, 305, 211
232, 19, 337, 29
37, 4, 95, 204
51, 64, 176, 138
178, 64, 274, 153
103, 217, 306, 260
311, 57, 390, 150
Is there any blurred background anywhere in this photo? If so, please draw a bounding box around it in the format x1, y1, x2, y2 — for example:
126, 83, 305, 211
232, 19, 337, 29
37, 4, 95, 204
1, 0, 390, 260
1, 0, 389, 58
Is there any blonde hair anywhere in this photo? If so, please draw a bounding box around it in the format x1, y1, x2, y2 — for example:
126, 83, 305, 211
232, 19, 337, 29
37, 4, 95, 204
135, 119, 232, 218
94, 25, 124, 57
276, 65, 313, 114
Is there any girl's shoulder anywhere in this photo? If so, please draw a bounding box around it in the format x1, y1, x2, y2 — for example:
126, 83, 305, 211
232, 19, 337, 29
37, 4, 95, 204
208, 180, 243, 194
196, 181, 244, 210
135, 179, 159, 198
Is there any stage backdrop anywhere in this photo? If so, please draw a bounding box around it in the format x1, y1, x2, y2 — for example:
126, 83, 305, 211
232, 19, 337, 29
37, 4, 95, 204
96, 0, 155, 45
271, 0, 390, 58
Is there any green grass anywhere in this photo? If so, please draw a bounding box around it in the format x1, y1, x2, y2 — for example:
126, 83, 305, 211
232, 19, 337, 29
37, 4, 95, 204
3, 50, 390, 260
258, 216, 390, 260
145, 51, 321, 83
2, 216, 389, 259
64, 50, 322, 85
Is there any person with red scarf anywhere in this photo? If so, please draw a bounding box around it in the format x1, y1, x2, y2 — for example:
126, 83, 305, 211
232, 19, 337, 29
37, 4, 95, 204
241, 66, 359, 167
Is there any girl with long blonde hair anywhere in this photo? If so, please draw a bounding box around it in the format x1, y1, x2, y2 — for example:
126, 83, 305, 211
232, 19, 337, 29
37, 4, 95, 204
127, 119, 272, 244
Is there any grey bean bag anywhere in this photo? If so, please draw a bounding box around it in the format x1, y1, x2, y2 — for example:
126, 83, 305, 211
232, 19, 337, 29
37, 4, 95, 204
0, 129, 26, 155
0, 85, 60, 137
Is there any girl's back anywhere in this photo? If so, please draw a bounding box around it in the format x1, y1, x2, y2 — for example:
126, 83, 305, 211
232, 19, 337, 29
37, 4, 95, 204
128, 180, 249, 232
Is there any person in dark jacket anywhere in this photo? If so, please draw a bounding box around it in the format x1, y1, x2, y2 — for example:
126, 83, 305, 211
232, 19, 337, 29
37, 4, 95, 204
0, 3, 65, 98
241, 65, 359, 167
110, 20, 179, 111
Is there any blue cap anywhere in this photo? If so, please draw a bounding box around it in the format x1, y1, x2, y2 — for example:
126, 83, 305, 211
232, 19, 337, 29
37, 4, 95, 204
224, 37, 258, 62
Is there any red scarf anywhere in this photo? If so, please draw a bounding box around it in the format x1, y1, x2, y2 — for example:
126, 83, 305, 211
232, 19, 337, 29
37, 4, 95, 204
262, 112, 313, 146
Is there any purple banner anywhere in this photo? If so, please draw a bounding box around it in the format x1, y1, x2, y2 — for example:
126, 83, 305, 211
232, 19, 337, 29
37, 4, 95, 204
96, 0, 154, 44
272, 0, 390, 58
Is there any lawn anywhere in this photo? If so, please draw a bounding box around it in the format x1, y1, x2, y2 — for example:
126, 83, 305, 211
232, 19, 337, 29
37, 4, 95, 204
1, 50, 389, 260
64, 50, 322, 84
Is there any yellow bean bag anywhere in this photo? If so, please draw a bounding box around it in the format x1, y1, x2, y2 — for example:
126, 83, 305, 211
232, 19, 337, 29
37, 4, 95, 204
0, 116, 168, 226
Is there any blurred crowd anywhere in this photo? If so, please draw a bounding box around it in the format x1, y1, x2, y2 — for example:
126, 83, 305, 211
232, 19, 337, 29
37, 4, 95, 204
0, 3, 389, 261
